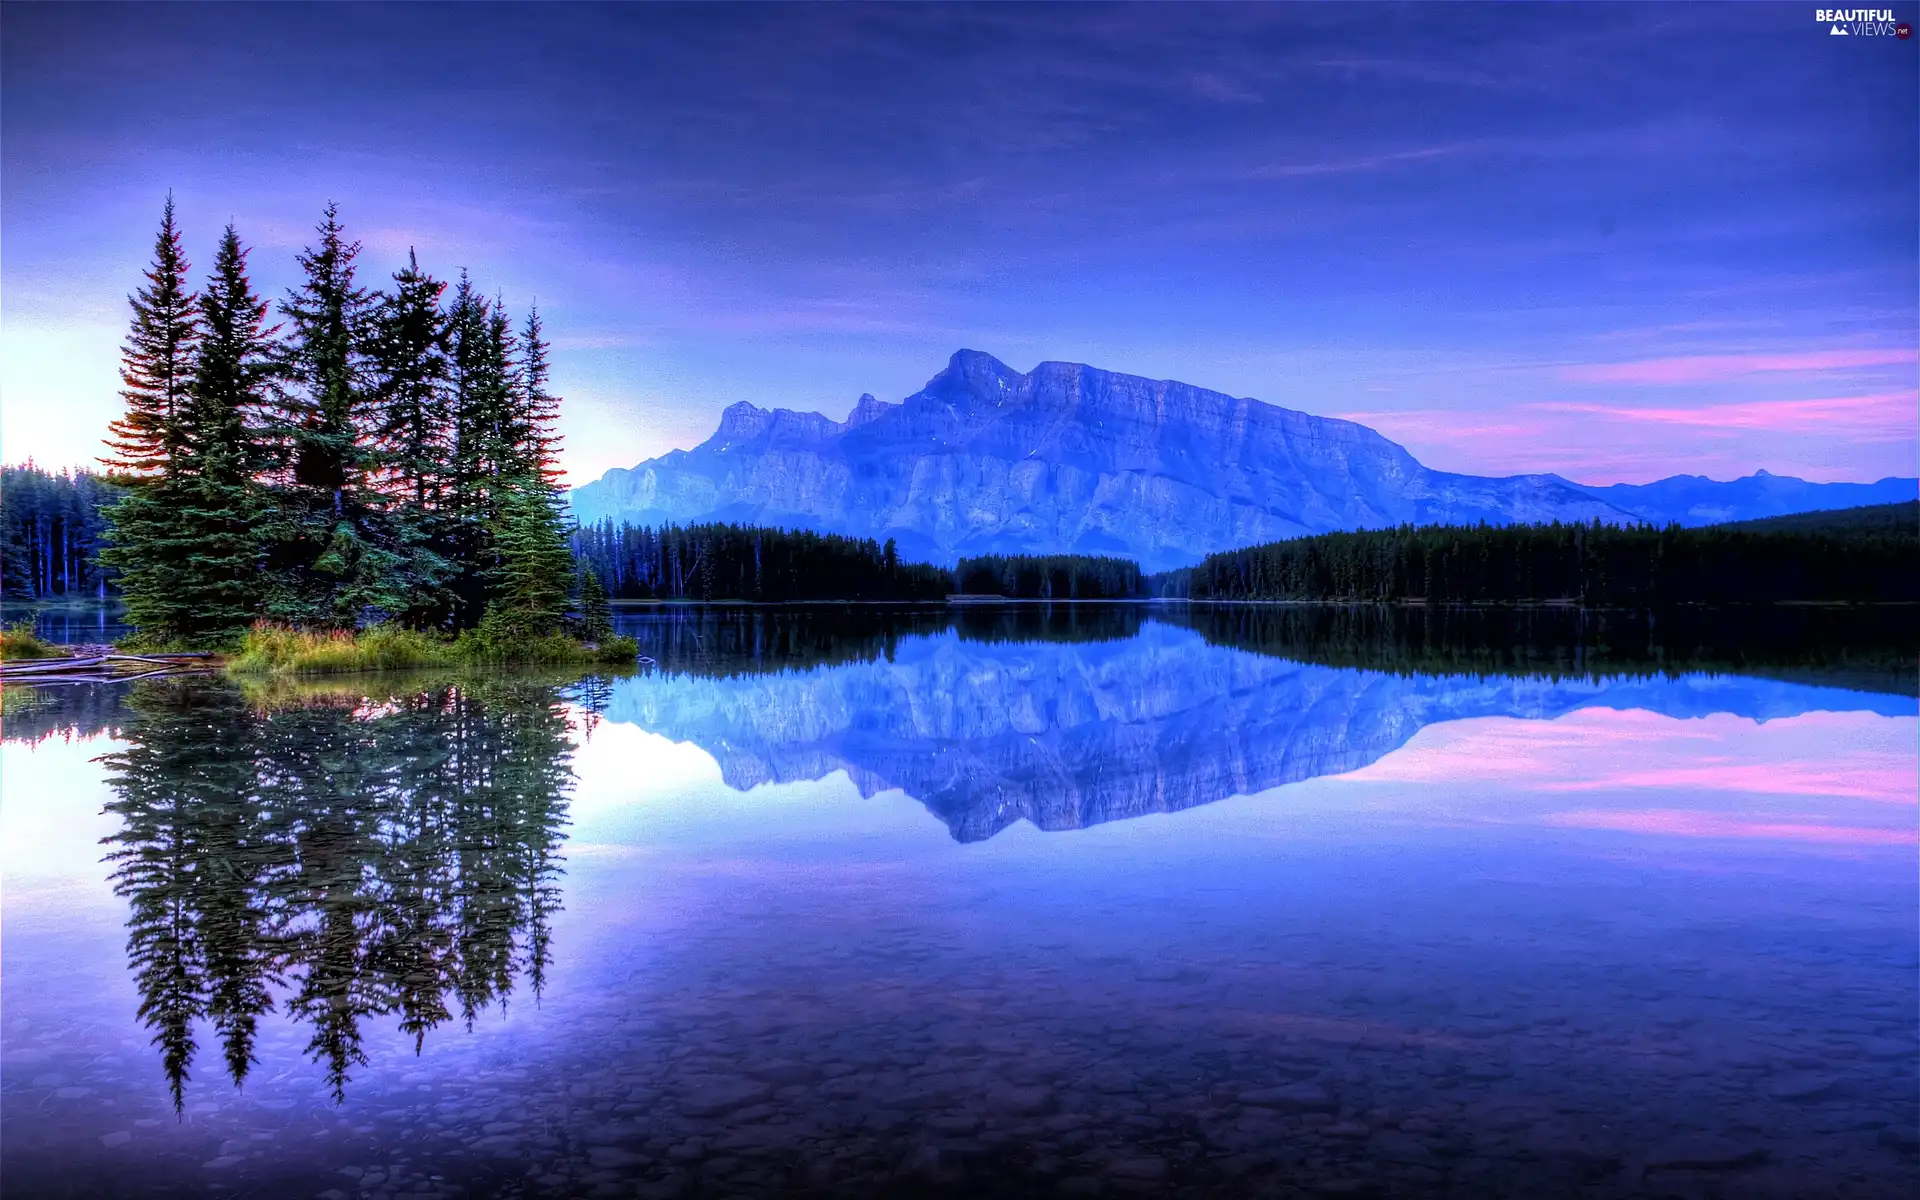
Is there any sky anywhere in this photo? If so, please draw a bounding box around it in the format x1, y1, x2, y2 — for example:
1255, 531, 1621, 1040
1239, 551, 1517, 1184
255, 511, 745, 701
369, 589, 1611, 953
3, 2, 1915, 488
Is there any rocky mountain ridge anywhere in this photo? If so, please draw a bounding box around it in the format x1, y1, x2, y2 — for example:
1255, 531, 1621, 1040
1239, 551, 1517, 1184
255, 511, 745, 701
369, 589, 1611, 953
571, 350, 1915, 571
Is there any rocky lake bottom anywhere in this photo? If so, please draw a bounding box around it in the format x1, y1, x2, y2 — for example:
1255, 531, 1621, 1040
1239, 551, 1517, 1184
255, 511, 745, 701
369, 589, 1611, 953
2, 606, 1915, 1198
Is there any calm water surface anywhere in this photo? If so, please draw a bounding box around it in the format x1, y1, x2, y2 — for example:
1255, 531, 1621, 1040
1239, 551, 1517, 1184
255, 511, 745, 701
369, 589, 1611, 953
3, 605, 1915, 1199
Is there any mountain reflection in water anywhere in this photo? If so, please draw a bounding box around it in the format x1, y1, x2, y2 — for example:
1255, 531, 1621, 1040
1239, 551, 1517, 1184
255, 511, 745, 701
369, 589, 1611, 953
600, 605, 1915, 842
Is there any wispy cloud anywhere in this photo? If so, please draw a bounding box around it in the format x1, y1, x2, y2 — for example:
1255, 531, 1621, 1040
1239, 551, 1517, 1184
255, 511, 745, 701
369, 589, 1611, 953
1242, 143, 1474, 180
1560, 348, 1914, 385
1331, 408, 1552, 444
1542, 760, 1916, 804
1544, 809, 1912, 846
1535, 391, 1916, 437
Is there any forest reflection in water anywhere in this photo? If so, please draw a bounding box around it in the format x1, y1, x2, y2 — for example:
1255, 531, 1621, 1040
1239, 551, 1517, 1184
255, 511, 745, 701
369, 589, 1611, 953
601, 599, 1918, 695
93, 676, 577, 1109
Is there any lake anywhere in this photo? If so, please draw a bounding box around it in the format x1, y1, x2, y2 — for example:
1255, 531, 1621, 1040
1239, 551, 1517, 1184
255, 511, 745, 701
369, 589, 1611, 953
2, 604, 1915, 1199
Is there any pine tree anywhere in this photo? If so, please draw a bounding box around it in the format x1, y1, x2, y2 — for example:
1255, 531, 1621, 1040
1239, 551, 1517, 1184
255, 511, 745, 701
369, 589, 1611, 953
443, 273, 504, 628
479, 484, 574, 641
473, 299, 574, 641
366, 249, 457, 627
104, 194, 199, 479
578, 562, 613, 643
104, 225, 275, 645
510, 305, 563, 488
101, 200, 205, 641
277, 203, 372, 514
174, 224, 272, 640
368, 250, 451, 513
266, 203, 397, 627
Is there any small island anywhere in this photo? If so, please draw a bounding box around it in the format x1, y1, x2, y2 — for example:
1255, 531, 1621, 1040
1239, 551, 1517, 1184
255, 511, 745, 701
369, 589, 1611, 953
27, 198, 638, 674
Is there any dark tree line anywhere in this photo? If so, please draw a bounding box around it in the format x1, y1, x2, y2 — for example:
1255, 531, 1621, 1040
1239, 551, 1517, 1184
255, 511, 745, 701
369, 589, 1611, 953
612, 603, 1148, 678
100, 676, 574, 1109
0, 464, 119, 599
1187, 519, 1919, 605
570, 520, 950, 601
1164, 601, 1919, 695
98, 196, 573, 646
953, 554, 1144, 599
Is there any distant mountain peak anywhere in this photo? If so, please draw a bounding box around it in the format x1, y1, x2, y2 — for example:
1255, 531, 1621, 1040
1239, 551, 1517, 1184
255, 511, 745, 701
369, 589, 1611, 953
570, 350, 1917, 570
846, 392, 894, 427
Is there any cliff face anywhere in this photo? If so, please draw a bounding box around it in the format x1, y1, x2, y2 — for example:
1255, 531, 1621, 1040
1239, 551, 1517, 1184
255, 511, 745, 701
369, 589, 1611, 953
599, 621, 1909, 843
571, 351, 1639, 571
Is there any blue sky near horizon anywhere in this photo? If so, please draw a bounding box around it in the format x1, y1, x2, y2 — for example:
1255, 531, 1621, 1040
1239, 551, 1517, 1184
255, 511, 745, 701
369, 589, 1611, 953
3, 2, 1915, 488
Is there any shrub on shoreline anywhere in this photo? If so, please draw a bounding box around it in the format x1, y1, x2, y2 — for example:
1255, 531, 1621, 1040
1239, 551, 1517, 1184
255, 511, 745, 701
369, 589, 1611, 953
1, 621, 62, 660
223, 622, 638, 675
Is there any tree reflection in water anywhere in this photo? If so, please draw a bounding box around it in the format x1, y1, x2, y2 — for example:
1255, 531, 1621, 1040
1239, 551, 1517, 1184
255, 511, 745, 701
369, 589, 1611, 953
99, 676, 576, 1110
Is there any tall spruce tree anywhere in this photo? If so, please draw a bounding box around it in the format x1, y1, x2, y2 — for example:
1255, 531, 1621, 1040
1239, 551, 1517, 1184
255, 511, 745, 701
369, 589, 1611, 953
104, 194, 199, 479
443, 273, 505, 628
267, 204, 405, 626
366, 249, 457, 626
510, 305, 564, 486
105, 224, 275, 644
101, 200, 203, 641
577, 563, 613, 643
479, 486, 574, 641
277, 203, 372, 513
477, 301, 573, 640
177, 224, 273, 639
369, 250, 451, 512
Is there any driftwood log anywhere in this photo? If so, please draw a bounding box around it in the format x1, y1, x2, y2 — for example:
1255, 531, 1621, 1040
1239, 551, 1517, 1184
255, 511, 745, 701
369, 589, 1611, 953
1, 651, 218, 684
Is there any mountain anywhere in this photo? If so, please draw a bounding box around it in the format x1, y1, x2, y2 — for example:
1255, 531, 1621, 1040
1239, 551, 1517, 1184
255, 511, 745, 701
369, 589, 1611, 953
600, 620, 1913, 843
570, 350, 1917, 571
1558, 472, 1916, 527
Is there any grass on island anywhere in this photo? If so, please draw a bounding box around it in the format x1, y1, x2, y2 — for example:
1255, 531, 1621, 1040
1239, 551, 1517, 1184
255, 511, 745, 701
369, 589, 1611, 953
1, 621, 63, 660
223, 622, 641, 676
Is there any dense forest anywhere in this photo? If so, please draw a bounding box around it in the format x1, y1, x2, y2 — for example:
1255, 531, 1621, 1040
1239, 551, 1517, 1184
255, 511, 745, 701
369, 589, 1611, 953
1165, 601, 1919, 696
1715, 500, 1917, 536
611, 603, 1149, 677
570, 520, 949, 601
1, 464, 119, 600
953, 553, 1144, 599
1186, 517, 1918, 605
89, 196, 575, 646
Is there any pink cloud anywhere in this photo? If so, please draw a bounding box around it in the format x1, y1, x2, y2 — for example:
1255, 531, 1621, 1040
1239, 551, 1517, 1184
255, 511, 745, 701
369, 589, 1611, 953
1534, 391, 1916, 437
1560, 348, 1914, 385
1542, 761, 1917, 805
1545, 809, 1913, 845
1243, 143, 1472, 180
1331, 409, 1555, 445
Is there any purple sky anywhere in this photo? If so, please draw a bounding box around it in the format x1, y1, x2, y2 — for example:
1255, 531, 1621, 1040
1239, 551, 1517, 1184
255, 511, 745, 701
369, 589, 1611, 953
3, 2, 1915, 487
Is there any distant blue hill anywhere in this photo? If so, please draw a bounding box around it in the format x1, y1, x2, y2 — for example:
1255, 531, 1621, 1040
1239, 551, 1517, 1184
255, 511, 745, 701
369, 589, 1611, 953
571, 351, 1918, 572
1555, 471, 1916, 528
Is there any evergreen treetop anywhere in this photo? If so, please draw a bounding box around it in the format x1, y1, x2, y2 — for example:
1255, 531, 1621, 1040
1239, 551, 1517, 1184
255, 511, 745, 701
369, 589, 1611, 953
275, 201, 374, 509
104, 193, 199, 479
